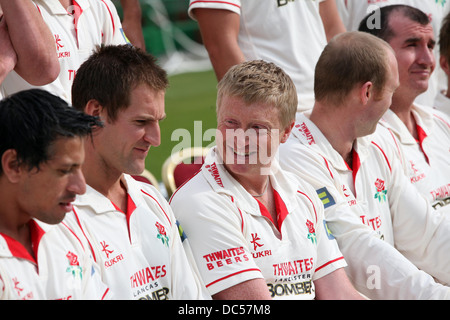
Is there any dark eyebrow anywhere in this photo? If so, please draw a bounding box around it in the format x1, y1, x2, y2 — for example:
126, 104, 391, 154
404, 37, 421, 44
404, 37, 436, 46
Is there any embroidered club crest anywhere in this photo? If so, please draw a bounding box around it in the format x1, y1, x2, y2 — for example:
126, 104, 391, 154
374, 178, 387, 203
306, 220, 317, 244
156, 222, 169, 247
66, 251, 83, 280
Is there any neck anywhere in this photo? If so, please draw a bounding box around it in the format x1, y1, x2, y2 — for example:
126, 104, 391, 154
59, 0, 73, 10
310, 102, 356, 163
229, 168, 270, 198
0, 217, 30, 245
0, 182, 33, 256
249, 176, 270, 198
82, 142, 126, 202
390, 96, 418, 139
390, 85, 417, 114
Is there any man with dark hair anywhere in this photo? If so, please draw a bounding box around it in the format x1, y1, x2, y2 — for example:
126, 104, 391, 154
65, 45, 210, 300
337, 0, 450, 106
358, 4, 434, 42
435, 11, 450, 117
0, 89, 110, 299
359, 5, 450, 209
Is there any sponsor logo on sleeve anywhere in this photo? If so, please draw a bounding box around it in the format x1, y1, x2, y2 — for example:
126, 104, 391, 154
316, 187, 336, 208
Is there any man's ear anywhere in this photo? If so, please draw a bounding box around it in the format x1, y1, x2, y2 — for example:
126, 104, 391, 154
440, 55, 450, 76
360, 81, 373, 105
1, 149, 22, 183
280, 120, 295, 144
84, 99, 104, 118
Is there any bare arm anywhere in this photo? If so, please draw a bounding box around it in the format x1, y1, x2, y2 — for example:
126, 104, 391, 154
212, 278, 272, 300
119, 0, 145, 50
314, 268, 365, 300
0, 16, 16, 84
0, 0, 59, 85
319, 0, 346, 42
194, 8, 245, 81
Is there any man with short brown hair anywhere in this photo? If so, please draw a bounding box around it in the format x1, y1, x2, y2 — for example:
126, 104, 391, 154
280, 31, 450, 299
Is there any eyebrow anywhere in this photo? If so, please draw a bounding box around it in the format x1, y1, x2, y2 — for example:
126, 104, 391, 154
404, 37, 436, 46
136, 113, 167, 121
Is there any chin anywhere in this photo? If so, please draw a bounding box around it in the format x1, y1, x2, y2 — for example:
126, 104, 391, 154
125, 162, 146, 175
41, 212, 67, 225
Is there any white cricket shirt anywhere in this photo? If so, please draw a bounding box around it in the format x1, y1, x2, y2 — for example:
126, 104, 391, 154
1, 0, 129, 103
169, 147, 346, 300
64, 174, 210, 300
188, 0, 327, 112
279, 113, 450, 299
0, 219, 111, 300
374, 105, 450, 209
434, 91, 450, 118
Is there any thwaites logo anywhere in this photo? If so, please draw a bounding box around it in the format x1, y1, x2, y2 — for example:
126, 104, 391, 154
203, 247, 249, 270
295, 122, 316, 145
100, 241, 124, 269
130, 264, 169, 300
205, 163, 224, 187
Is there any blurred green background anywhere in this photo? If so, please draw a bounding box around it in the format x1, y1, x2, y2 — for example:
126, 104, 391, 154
147, 70, 217, 182
113, 0, 217, 183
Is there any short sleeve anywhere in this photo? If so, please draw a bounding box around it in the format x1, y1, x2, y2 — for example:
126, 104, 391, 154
171, 191, 263, 296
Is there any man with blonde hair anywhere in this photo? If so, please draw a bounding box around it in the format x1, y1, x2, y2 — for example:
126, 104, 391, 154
170, 59, 363, 300
280, 31, 450, 299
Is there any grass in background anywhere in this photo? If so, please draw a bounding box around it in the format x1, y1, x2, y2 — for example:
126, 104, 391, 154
146, 69, 218, 181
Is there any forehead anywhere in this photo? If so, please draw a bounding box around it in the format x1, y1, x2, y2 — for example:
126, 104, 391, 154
218, 95, 279, 120
123, 85, 165, 118
46, 136, 84, 164
388, 13, 434, 43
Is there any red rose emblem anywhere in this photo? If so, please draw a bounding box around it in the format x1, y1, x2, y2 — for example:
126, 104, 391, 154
66, 251, 79, 266
155, 222, 166, 236
306, 220, 315, 234
375, 179, 385, 193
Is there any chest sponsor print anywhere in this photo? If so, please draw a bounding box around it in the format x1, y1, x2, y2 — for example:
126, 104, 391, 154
250, 233, 273, 259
